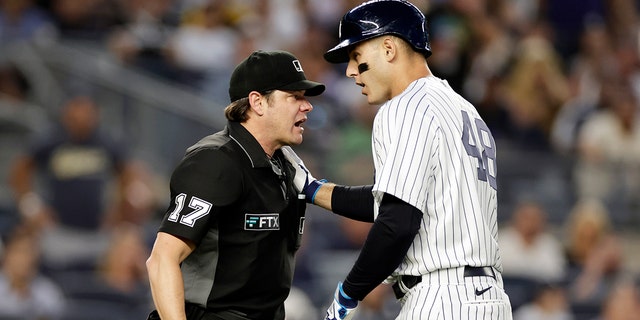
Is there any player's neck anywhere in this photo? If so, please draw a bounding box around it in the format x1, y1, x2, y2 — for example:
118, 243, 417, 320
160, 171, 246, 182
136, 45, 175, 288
391, 60, 431, 97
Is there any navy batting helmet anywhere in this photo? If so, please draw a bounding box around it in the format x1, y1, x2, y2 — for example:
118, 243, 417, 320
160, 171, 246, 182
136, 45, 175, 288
324, 0, 432, 64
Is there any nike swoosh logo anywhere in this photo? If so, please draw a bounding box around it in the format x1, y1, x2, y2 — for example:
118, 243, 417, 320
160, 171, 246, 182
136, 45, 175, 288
475, 286, 492, 296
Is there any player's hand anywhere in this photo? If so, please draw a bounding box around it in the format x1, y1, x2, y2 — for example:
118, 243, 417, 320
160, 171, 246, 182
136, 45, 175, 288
324, 282, 358, 320
281, 146, 325, 203
281, 146, 315, 191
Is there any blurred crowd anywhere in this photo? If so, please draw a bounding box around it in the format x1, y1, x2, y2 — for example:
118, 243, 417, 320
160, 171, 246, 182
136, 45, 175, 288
2, 0, 640, 319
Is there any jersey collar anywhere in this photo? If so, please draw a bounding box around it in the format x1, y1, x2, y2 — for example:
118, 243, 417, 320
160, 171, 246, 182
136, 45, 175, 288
227, 121, 272, 169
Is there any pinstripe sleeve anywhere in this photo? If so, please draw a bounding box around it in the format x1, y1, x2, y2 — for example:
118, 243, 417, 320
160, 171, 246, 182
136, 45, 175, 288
372, 98, 439, 213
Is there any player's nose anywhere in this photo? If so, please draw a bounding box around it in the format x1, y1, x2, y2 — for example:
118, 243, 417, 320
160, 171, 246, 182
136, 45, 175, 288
346, 60, 358, 78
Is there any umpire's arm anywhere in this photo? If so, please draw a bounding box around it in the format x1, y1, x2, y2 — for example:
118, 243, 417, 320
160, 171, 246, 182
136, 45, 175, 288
147, 232, 196, 320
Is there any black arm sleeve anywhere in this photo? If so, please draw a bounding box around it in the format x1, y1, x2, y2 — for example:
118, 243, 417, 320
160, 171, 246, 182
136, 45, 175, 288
340, 193, 423, 301
331, 185, 375, 222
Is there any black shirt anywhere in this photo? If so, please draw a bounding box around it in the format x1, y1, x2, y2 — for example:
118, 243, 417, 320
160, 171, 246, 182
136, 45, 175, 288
158, 121, 304, 320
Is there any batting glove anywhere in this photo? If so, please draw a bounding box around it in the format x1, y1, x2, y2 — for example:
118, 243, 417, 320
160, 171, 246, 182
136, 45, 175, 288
281, 146, 325, 203
324, 282, 358, 320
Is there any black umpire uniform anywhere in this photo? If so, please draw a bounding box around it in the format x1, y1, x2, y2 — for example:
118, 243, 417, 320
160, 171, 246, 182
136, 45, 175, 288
156, 120, 306, 320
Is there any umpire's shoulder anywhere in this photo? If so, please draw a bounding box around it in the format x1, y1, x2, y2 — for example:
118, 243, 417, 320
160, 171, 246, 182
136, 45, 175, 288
171, 135, 241, 189
176, 132, 242, 174
185, 131, 232, 155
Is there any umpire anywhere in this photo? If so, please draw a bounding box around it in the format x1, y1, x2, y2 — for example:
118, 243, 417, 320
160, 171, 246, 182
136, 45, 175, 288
146, 50, 325, 320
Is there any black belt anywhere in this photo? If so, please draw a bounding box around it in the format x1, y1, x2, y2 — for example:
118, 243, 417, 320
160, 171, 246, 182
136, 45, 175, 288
392, 266, 496, 299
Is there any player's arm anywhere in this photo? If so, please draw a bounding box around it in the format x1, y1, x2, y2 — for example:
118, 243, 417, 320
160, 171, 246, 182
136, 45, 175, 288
340, 193, 422, 300
323, 193, 422, 318
312, 183, 375, 222
281, 146, 374, 222
146, 232, 196, 320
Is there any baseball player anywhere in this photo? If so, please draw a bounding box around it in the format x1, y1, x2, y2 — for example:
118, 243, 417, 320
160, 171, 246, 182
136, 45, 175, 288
146, 50, 325, 320
283, 1, 513, 319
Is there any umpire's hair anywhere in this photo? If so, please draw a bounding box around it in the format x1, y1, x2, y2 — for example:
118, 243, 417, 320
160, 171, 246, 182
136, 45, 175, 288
224, 91, 273, 122
224, 97, 250, 122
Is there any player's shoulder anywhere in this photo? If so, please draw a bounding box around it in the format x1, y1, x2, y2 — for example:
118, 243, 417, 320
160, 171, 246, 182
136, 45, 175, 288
418, 77, 478, 114
394, 77, 457, 109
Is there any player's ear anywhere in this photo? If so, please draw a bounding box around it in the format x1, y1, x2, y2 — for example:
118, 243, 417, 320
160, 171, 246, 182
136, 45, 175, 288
248, 91, 265, 116
381, 37, 397, 62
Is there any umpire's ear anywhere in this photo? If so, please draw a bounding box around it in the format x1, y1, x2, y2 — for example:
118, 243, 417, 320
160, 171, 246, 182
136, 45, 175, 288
248, 91, 266, 116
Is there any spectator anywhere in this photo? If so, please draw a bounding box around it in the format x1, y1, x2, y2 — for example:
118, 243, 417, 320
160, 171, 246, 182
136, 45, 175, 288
103, 160, 163, 232
562, 198, 624, 315
45, 0, 124, 41
605, 0, 639, 49
544, 0, 606, 61
107, 0, 178, 79
513, 283, 573, 320
58, 224, 152, 320
166, 0, 239, 73
0, 63, 49, 232
462, 14, 514, 140
493, 0, 541, 36
500, 22, 571, 150
230, 0, 307, 52
8, 94, 137, 270
164, 0, 240, 93
565, 20, 616, 107
96, 224, 150, 298
573, 84, 640, 224
0, 0, 56, 46
0, 224, 66, 320
424, 0, 474, 94
598, 277, 640, 320
551, 19, 638, 156
499, 200, 567, 283
325, 100, 377, 185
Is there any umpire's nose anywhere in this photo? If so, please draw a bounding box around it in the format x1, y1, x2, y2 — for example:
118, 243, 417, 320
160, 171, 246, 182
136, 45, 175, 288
300, 98, 313, 113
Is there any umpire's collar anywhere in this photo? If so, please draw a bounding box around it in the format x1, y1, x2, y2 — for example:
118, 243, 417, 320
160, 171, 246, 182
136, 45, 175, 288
227, 121, 274, 169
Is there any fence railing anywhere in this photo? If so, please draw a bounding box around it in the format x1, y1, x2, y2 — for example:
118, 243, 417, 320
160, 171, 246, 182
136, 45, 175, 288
1, 40, 227, 175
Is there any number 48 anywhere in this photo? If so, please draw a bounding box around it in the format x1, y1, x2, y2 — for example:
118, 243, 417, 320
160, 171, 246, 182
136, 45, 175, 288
461, 111, 497, 190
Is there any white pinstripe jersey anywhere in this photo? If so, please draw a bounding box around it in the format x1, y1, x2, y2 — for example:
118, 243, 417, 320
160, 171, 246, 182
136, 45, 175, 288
371, 76, 503, 277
